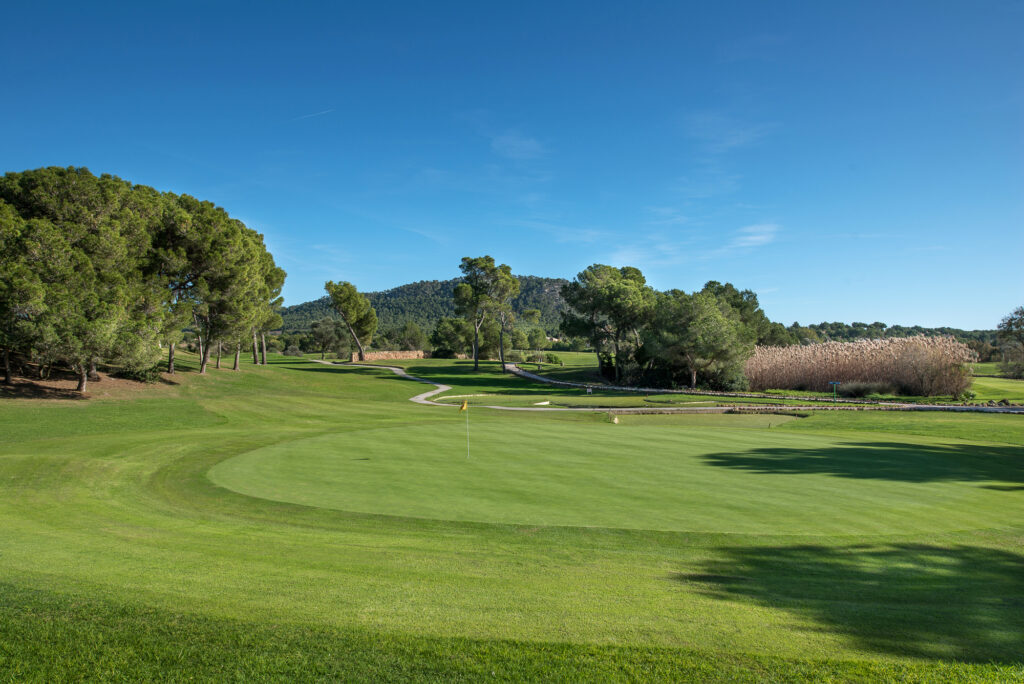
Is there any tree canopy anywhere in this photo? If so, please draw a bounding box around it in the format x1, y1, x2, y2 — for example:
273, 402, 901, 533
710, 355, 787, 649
454, 256, 516, 371
0, 167, 285, 390
324, 280, 378, 361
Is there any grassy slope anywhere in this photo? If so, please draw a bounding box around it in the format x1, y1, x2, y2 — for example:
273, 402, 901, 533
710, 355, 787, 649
1, 354, 1023, 681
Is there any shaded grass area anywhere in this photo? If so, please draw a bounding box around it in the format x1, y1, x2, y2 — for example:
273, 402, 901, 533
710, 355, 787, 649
702, 439, 1024, 484
685, 543, 1024, 664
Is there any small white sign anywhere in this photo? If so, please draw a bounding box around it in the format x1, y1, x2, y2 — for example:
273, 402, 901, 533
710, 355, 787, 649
586, 387, 593, 395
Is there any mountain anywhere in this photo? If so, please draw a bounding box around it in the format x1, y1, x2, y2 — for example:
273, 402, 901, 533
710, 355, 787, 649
281, 276, 569, 333
282, 277, 998, 352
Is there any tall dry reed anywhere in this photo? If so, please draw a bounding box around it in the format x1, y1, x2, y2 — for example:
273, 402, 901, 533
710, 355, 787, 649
745, 336, 975, 396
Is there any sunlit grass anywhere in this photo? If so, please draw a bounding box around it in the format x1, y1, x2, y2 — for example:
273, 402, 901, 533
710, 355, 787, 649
1, 353, 1022, 680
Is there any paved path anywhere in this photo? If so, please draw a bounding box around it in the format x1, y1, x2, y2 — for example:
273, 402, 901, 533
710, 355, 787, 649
314, 360, 1024, 415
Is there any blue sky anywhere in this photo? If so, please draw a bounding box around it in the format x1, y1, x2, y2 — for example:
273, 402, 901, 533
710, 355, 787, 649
2, 1, 1021, 328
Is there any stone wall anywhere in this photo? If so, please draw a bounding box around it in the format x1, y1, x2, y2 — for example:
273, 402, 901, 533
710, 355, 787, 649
351, 350, 426, 363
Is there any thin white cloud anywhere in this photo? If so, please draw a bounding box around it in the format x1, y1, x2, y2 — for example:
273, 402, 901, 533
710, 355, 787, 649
673, 158, 741, 199
505, 219, 606, 243
601, 222, 782, 271
291, 109, 335, 121
646, 206, 690, 226
685, 111, 776, 154
729, 223, 780, 249
491, 131, 546, 160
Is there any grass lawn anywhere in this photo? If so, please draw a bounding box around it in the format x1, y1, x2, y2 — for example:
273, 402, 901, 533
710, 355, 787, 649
971, 375, 1024, 403
1, 354, 1023, 681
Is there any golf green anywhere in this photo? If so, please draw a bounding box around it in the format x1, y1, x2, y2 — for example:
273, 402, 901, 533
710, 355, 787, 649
209, 420, 1024, 534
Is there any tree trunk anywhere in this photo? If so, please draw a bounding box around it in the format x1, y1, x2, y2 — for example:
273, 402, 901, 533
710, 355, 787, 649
168, 341, 175, 374
76, 364, 88, 393
216, 342, 222, 369
342, 318, 366, 362
200, 336, 211, 374
260, 332, 267, 365
690, 367, 697, 389
233, 344, 240, 371
251, 332, 259, 365
613, 339, 621, 383
472, 319, 482, 371
193, 312, 204, 362
3, 348, 11, 385
321, 349, 326, 360
88, 359, 100, 382
498, 326, 506, 372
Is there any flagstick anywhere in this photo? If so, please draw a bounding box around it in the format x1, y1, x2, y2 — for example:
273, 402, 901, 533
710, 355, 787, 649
465, 407, 470, 459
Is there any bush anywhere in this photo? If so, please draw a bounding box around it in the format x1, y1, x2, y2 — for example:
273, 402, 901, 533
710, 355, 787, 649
114, 363, 163, 383
1000, 360, 1024, 379
551, 338, 590, 352
544, 353, 562, 365
699, 364, 749, 392
282, 345, 303, 357
506, 350, 525, 363
837, 381, 896, 398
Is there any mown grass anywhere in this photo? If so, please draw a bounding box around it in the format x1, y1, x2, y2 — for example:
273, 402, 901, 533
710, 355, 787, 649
1, 353, 1023, 681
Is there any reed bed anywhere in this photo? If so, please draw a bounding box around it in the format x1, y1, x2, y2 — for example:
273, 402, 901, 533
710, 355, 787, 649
745, 336, 975, 396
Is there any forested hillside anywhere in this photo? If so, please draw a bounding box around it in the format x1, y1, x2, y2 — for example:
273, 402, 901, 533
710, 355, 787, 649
283, 276, 996, 349
282, 276, 568, 333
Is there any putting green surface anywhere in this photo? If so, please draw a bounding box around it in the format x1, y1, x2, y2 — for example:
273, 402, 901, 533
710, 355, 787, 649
210, 421, 1024, 534
3, 355, 1024, 680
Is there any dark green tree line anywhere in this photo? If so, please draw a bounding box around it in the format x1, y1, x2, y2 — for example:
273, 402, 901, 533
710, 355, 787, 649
0, 167, 285, 391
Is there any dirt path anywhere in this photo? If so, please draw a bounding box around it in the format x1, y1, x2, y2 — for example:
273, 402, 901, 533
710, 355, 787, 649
314, 360, 1024, 415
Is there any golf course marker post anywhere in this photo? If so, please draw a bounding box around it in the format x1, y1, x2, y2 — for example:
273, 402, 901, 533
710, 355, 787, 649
460, 400, 470, 459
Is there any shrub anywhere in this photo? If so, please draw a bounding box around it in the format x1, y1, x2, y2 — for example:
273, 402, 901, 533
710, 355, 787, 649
699, 364, 749, 392
745, 336, 976, 397
1000, 360, 1024, 379
282, 345, 303, 357
544, 353, 562, 365
114, 363, 163, 383
506, 350, 525, 363
837, 381, 896, 398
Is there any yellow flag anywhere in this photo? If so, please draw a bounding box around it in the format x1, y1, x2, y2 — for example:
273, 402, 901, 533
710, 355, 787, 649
459, 400, 469, 412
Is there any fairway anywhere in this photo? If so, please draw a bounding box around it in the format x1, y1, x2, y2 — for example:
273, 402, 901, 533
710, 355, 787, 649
2, 355, 1024, 680
210, 420, 1024, 534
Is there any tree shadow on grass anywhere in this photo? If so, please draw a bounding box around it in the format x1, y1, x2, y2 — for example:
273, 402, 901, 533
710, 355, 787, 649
703, 441, 1024, 484
0, 380, 85, 400
680, 544, 1024, 662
